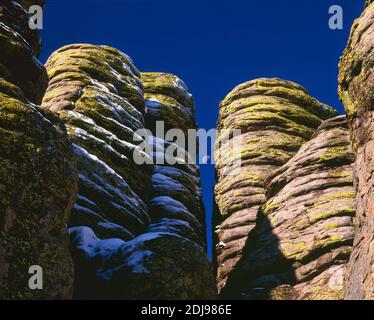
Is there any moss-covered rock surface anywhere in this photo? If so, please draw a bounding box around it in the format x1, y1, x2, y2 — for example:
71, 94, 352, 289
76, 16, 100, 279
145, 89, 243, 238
219, 116, 356, 300
338, 1, 374, 300
214, 78, 337, 294
42, 45, 214, 299
0, 0, 77, 299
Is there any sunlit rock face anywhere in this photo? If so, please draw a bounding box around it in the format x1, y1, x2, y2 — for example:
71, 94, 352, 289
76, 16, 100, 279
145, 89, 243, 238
0, 0, 77, 299
220, 115, 356, 300
338, 1, 374, 300
214, 78, 338, 295
42, 44, 151, 241
365, 0, 374, 8
42, 46, 214, 299
142, 72, 196, 136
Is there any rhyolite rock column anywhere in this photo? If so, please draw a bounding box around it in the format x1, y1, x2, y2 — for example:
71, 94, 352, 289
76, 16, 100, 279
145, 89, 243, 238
0, 0, 77, 299
338, 1, 374, 300
42, 44, 151, 242
42, 46, 214, 299
220, 116, 356, 299
365, 0, 374, 8
142, 72, 215, 297
42, 44, 153, 298
214, 78, 337, 295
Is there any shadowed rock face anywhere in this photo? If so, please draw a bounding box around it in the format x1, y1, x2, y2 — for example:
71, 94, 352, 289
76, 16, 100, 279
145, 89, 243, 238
0, 0, 77, 299
142, 72, 206, 242
214, 78, 337, 294
42, 46, 214, 299
142, 72, 215, 298
339, 2, 374, 300
220, 116, 356, 299
0, 0, 47, 103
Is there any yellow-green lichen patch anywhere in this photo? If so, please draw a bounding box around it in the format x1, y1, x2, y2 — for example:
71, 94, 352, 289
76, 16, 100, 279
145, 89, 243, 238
0, 79, 77, 298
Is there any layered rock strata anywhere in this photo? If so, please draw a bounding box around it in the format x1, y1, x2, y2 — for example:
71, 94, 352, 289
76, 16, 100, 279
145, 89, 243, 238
220, 116, 356, 299
142, 72, 196, 136
42, 46, 214, 299
142, 72, 206, 242
214, 78, 337, 293
0, 0, 76, 299
338, 1, 374, 300
142, 72, 214, 296
365, 0, 374, 8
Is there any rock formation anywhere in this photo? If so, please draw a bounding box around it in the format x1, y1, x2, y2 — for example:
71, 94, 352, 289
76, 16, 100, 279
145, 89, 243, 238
365, 0, 374, 8
214, 78, 338, 294
0, 0, 76, 299
142, 72, 214, 298
142, 72, 207, 244
219, 115, 356, 299
42, 46, 214, 299
338, 1, 374, 300
4, 0, 374, 301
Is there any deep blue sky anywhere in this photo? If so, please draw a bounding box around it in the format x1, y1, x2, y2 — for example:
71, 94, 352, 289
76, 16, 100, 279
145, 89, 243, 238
41, 0, 364, 258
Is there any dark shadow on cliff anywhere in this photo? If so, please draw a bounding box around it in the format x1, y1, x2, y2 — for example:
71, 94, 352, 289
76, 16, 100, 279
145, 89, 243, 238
219, 206, 297, 300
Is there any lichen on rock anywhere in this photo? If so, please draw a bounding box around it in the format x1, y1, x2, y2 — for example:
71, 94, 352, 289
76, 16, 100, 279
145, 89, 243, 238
0, 0, 77, 299
214, 78, 337, 294
42, 44, 153, 242
42, 45, 214, 298
219, 116, 356, 300
0, 0, 47, 103
338, 1, 374, 300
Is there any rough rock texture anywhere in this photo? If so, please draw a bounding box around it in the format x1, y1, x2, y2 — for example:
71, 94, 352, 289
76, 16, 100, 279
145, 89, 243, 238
142, 72, 196, 135
220, 116, 356, 299
214, 78, 337, 294
142, 72, 206, 242
42, 44, 152, 239
0, 0, 76, 299
142, 72, 215, 298
42, 46, 214, 299
0, 0, 47, 103
365, 0, 374, 8
338, 2, 374, 300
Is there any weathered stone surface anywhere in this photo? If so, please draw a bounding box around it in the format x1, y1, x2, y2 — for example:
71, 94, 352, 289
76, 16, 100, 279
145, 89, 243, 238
141, 73, 205, 238
214, 78, 337, 294
42, 44, 152, 241
143, 72, 215, 295
366, 0, 374, 8
0, 81, 77, 299
142, 72, 195, 135
0, 0, 47, 103
0, 1, 76, 299
220, 116, 356, 299
43, 47, 214, 299
42, 44, 151, 298
338, 2, 374, 300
